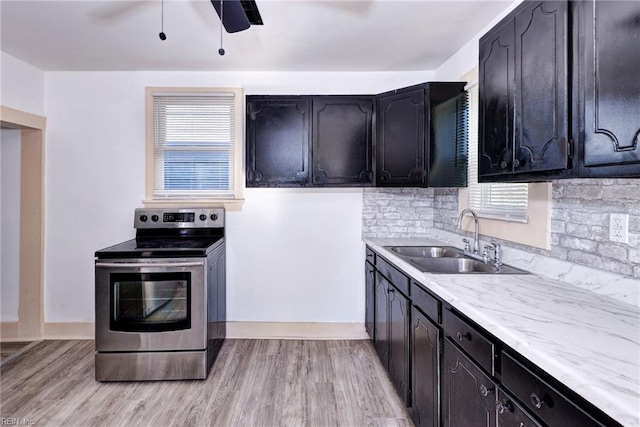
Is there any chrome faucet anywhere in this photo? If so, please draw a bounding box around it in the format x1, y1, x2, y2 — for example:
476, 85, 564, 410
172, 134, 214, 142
457, 208, 480, 254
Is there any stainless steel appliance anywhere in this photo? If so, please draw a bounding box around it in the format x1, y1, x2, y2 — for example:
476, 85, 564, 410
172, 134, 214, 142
94, 208, 225, 381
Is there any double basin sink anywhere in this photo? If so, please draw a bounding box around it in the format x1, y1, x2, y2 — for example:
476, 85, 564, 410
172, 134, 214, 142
386, 246, 529, 275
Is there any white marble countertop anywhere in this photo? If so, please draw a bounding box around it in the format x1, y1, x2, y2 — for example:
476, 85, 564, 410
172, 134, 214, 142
364, 237, 640, 427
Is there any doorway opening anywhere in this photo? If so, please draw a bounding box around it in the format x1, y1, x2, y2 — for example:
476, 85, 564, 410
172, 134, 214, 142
0, 105, 45, 342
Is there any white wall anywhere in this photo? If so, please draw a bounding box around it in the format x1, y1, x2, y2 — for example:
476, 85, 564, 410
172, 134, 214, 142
1, 52, 45, 115
1, 129, 22, 321
434, 0, 522, 81
43, 70, 435, 323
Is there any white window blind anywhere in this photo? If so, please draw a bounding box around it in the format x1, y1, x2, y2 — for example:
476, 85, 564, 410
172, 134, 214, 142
152, 92, 236, 199
467, 84, 529, 222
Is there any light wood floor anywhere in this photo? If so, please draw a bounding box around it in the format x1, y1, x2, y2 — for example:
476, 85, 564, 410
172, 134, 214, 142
0, 339, 413, 427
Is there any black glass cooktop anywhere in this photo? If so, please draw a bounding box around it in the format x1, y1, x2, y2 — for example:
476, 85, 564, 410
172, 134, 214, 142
95, 236, 223, 258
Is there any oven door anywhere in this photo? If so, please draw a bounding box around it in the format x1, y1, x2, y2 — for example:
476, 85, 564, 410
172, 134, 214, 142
95, 258, 206, 352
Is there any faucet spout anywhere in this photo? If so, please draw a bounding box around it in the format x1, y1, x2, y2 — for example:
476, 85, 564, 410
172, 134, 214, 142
458, 208, 480, 254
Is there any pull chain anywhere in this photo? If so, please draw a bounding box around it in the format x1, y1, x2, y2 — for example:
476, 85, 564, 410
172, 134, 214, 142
159, 0, 166, 40
218, 0, 225, 55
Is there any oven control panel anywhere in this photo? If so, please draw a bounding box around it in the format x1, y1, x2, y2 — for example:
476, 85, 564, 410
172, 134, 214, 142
134, 208, 224, 229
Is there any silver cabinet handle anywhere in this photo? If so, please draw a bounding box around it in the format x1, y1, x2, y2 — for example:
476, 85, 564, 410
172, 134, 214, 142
479, 384, 494, 397
456, 331, 471, 341
96, 261, 203, 268
496, 400, 513, 414
531, 392, 544, 409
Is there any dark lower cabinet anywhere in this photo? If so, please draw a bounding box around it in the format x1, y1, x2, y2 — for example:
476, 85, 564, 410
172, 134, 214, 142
501, 351, 606, 427
374, 272, 410, 405
312, 97, 374, 185
374, 272, 390, 369
410, 306, 440, 427
443, 339, 497, 427
365, 261, 375, 340
388, 283, 410, 404
246, 97, 311, 186
365, 248, 621, 427
578, 0, 640, 177
496, 389, 543, 427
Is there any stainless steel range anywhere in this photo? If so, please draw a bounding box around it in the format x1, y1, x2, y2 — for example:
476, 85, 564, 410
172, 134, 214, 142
94, 208, 226, 381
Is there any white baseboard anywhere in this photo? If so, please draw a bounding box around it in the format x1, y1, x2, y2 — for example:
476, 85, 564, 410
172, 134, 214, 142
226, 322, 368, 340
43, 322, 94, 340
1, 322, 23, 341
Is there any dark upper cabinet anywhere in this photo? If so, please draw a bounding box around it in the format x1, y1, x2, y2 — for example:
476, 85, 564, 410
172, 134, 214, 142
479, 16, 515, 178
480, 0, 639, 181
246, 95, 373, 187
312, 97, 374, 185
377, 83, 467, 187
443, 339, 497, 427
577, 0, 640, 177
410, 306, 440, 427
246, 97, 311, 186
479, 1, 569, 180
377, 87, 427, 186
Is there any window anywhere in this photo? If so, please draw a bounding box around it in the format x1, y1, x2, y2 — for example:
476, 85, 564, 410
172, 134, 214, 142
145, 87, 244, 210
466, 84, 528, 222
458, 80, 552, 250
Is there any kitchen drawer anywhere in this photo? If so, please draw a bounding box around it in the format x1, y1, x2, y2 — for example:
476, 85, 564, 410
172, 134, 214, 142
377, 257, 410, 297
443, 308, 495, 375
411, 281, 440, 324
501, 351, 606, 427
497, 388, 543, 427
366, 247, 376, 265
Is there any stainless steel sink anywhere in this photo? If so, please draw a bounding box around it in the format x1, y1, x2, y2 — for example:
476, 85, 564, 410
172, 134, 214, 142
407, 257, 529, 274
388, 246, 465, 258
385, 245, 530, 275
408, 257, 499, 273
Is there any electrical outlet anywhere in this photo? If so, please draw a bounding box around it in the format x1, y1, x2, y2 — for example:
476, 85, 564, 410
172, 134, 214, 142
610, 213, 629, 244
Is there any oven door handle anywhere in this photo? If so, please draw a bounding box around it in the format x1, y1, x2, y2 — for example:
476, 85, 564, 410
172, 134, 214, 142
95, 261, 204, 268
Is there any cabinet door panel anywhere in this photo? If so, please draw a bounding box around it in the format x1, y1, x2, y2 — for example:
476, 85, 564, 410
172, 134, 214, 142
374, 273, 390, 369
365, 262, 375, 340
514, 1, 569, 173
246, 97, 310, 186
377, 88, 426, 186
411, 306, 440, 427
388, 285, 410, 405
479, 19, 516, 177
443, 340, 497, 427
312, 97, 374, 185
581, 0, 640, 175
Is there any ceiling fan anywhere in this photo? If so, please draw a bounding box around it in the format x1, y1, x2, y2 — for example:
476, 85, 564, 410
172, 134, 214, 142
211, 0, 263, 33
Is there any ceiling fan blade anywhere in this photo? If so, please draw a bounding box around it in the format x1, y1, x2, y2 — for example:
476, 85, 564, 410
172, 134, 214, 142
210, 0, 251, 33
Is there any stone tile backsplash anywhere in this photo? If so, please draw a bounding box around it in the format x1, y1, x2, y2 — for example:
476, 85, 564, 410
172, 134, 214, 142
363, 179, 640, 279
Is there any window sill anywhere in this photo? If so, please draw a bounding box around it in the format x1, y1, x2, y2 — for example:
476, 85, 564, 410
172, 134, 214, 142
142, 198, 245, 212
